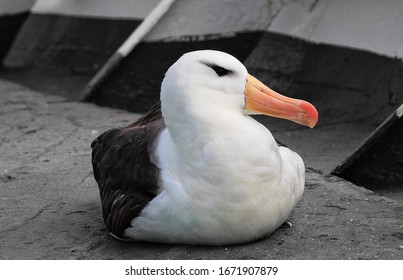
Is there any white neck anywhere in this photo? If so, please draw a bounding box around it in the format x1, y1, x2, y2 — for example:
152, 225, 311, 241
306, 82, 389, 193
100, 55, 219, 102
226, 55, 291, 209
160, 92, 281, 192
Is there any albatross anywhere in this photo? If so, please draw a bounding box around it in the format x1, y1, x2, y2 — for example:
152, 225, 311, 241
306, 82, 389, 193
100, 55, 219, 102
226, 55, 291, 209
91, 50, 318, 245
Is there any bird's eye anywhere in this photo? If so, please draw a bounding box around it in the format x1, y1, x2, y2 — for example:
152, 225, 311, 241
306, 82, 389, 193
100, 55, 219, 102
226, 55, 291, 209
210, 65, 232, 77
201, 62, 233, 77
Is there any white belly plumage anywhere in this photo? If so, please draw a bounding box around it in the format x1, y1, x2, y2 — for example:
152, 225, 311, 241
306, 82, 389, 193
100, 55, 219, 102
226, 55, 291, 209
123, 137, 305, 245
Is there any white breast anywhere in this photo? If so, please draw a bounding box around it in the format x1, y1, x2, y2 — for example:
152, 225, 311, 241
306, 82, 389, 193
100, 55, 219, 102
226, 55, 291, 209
123, 119, 305, 245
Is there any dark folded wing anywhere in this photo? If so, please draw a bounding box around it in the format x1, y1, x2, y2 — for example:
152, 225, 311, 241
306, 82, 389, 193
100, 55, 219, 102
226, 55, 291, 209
91, 101, 165, 238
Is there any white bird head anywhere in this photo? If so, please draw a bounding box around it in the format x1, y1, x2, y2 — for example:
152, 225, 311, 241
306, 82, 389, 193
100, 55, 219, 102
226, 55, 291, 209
161, 50, 318, 128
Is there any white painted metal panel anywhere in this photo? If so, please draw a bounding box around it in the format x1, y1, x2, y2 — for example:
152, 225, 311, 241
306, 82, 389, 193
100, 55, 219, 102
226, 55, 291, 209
32, 0, 160, 19
0, 0, 35, 14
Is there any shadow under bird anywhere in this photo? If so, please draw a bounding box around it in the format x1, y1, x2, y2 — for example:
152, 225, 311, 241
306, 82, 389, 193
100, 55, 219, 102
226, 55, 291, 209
91, 50, 318, 245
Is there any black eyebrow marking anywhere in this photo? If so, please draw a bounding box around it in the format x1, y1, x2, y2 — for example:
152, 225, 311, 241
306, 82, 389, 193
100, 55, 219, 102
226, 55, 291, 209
201, 62, 233, 77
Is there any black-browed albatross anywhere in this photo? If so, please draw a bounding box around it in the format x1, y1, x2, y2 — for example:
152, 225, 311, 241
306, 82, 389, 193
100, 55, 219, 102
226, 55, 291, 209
91, 50, 318, 245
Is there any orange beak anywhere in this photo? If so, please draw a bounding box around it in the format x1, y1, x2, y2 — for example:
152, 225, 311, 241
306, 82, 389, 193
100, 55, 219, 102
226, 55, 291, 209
244, 74, 318, 128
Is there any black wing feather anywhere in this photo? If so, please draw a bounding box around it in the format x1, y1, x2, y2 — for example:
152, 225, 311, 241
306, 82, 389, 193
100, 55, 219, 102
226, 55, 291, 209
91, 101, 165, 238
